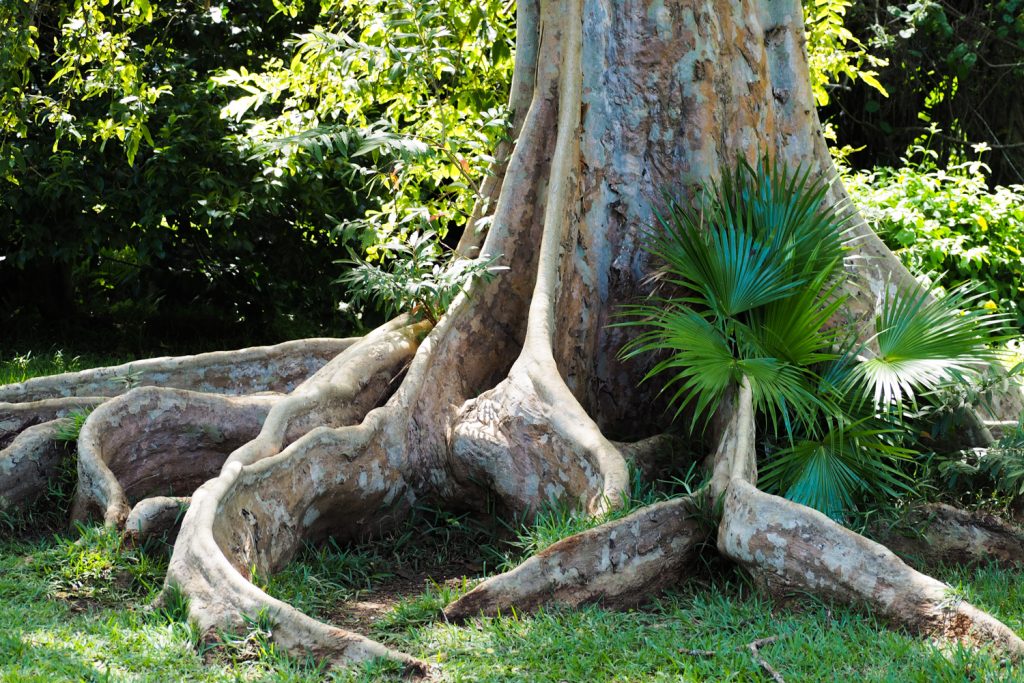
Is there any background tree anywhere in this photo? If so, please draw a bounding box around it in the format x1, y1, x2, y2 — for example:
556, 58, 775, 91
0, 0, 513, 351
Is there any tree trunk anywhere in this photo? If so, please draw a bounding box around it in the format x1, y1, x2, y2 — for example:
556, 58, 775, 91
4, 0, 1024, 673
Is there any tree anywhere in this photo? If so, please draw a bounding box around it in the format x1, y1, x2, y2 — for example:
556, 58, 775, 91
3, 0, 1024, 673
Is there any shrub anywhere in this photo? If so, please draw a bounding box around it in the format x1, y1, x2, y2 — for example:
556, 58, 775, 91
845, 141, 1024, 329
620, 157, 1009, 519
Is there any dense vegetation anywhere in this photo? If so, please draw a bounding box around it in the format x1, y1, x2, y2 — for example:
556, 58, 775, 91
828, 0, 1024, 186
8, 0, 1019, 356
1, 0, 513, 353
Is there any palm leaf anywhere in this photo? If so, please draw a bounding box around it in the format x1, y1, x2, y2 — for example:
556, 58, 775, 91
855, 282, 1011, 408
618, 305, 737, 429
647, 198, 801, 318
761, 418, 916, 519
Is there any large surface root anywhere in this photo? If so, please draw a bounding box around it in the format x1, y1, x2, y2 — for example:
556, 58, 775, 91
869, 503, 1024, 569
444, 495, 708, 620
123, 495, 190, 546
70, 319, 427, 529
0, 338, 354, 403
73, 388, 280, 527
1, 398, 103, 509
708, 381, 1024, 659
167, 415, 424, 672
449, 360, 629, 517
0, 397, 106, 447
224, 317, 429, 469
719, 479, 1024, 659
0, 421, 69, 510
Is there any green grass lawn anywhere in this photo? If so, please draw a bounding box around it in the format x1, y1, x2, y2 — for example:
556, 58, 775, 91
3, 522, 1024, 682
3, 351, 1024, 682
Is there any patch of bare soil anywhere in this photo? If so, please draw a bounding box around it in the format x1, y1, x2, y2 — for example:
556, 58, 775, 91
325, 559, 483, 634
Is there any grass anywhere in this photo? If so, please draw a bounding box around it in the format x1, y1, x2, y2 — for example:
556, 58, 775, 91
3, 521, 1024, 682
0, 349, 130, 386
4, 352, 1024, 681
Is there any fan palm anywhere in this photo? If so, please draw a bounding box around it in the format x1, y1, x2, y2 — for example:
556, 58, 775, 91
619, 157, 848, 435
621, 156, 1009, 519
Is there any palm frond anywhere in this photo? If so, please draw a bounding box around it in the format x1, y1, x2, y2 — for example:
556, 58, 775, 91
760, 418, 916, 519
735, 357, 824, 436
647, 200, 801, 319
742, 265, 846, 368
618, 306, 737, 428
855, 282, 1011, 408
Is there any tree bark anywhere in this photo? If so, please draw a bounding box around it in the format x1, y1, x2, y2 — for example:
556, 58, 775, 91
3, 0, 1023, 673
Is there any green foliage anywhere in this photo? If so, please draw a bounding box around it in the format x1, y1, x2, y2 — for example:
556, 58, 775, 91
856, 282, 1009, 406
33, 525, 167, 602
845, 143, 1024, 329
214, 0, 515, 250
622, 158, 1009, 519
931, 420, 1024, 507
373, 580, 470, 636
1, 1, 363, 345
54, 408, 93, 443
0, 349, 93, 385
0, 0, 514, 347
337, 231, 505, 324
804, 0, 889, 106
829, 1, 1024, 185
619, 158, 849, 435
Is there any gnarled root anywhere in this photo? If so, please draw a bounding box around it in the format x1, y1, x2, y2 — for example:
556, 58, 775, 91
124, 496, 190, 546
73, 388, 280, 527
1, 397, 104, 510
224, 317, 429, 468
444, 495, 708, 620
869, 503, 1024, 569
72, 318, 428, 528
449, 360, 630, 518
719, 480, 1024, 658
166, 415, 426, 672
706, 382, 1024, 659
0, 421, 70, 510
1, 397, 106, 445
0, 338, 355, 403
0, 339, 363, 513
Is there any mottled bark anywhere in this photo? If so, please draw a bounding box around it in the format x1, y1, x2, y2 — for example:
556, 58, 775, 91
869, 503, 1024, 569
3, 0, 1023, 673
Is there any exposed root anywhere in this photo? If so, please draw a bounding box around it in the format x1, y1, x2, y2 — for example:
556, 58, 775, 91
224, 317, 429, 468
73, 388, 280, 527
0, 338, 354, 403
167, 415, 424, 672
447, 0, 627, 518
0, 397, 105, 448
70, 319, 428, 529
0, 421, 69, 509
449, 361, 629, 517
703, 378, 1024, 659
708, 380, 757, 501
444, 494, 708, 620
1, 397, 103, 509
719, 479, 1024, 659
869, 503, 1024, 569
124, 496, 190, 546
